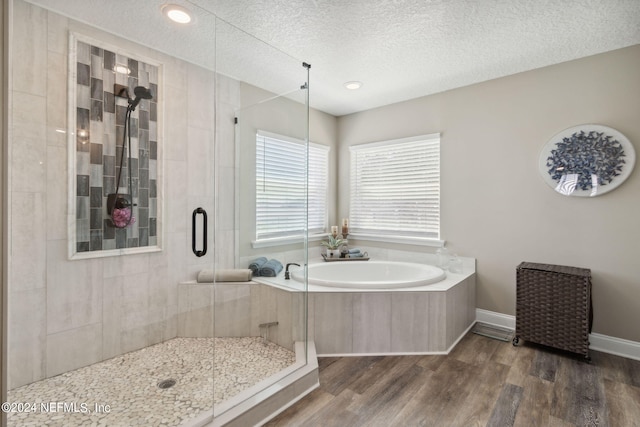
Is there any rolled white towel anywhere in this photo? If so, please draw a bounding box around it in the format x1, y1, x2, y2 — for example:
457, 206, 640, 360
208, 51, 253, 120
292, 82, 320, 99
197, 269, 253, 283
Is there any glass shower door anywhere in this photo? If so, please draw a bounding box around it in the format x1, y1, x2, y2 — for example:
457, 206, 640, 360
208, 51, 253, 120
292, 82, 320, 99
211, 17, 311, 422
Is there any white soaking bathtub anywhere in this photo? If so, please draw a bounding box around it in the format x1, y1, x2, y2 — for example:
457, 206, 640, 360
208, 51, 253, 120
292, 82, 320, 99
252, 257, 476, 355
291, 261, 446, 289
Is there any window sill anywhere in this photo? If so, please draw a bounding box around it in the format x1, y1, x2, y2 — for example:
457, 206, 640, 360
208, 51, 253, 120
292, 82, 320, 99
251, 233, 326, 249
346, 232, 444, 248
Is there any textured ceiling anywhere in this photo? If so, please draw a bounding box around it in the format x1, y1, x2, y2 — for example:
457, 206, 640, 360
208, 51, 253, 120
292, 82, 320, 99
24, 0, 640, 116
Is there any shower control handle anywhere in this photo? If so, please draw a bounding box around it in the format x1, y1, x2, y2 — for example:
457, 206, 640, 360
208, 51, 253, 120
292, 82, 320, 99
191, 207, 207, 257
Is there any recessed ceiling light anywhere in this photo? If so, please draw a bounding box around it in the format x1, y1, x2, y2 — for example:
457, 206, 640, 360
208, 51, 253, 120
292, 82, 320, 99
162, 4, 192, 24
344, 81, 363, 90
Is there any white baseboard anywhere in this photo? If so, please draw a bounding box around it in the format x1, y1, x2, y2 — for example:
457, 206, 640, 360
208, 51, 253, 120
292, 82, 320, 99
588, 333, 640, 361
476, 309, 516, 330
475, 309, 640, 361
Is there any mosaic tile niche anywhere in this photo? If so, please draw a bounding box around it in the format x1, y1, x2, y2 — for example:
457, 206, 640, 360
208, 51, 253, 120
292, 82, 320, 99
72, 36, 161, 256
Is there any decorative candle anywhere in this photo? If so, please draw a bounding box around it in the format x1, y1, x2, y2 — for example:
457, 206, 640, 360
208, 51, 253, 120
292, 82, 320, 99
342, 218, 349, 227
341, 218, 349, 236
331, 225, 338, 237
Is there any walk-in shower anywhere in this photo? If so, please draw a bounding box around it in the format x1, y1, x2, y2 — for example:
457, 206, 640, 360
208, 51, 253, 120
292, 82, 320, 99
3, 1, 315, 425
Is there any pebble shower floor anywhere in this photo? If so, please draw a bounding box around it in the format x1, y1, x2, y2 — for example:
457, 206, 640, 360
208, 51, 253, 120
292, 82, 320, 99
7, 337, 296, 426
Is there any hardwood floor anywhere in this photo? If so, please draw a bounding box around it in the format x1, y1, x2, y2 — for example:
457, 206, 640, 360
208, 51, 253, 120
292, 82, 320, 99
265, 332, 640, 427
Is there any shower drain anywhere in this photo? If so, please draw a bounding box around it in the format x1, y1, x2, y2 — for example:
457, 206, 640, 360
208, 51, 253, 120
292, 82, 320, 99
157, 379, 176, 389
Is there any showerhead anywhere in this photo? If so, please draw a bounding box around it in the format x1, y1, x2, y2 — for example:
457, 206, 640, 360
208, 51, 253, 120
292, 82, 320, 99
134, 86, 153, 99
128, 86, 153, 111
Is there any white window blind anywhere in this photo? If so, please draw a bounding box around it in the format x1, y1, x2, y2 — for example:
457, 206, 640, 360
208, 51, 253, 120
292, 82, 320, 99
349, 134, 440, 240
256, 131, 329, 241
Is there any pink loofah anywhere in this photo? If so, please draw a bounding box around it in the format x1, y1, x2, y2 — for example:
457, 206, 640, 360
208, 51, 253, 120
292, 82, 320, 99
112, 207, 136, 228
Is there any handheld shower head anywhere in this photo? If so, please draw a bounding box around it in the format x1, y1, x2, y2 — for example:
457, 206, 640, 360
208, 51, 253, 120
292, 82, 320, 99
128, 86, 153, 111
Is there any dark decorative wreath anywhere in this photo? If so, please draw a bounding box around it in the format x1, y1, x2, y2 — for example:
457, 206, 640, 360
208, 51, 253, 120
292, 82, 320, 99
546, 130, 626, 191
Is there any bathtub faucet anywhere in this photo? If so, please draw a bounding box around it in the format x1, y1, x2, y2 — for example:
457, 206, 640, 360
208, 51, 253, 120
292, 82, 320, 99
284, 263, 300, 280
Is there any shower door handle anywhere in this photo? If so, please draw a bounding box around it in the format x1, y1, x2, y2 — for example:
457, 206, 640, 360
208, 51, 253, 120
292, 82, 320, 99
191, 207, 207, 257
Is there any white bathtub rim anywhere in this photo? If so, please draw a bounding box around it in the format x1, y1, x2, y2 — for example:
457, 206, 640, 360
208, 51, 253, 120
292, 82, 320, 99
291, 260, 447, 289
253, 257, 475, 293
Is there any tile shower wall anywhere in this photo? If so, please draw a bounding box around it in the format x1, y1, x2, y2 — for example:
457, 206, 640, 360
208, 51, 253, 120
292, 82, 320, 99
9, 0, 239, 389
74, 40, 158, 252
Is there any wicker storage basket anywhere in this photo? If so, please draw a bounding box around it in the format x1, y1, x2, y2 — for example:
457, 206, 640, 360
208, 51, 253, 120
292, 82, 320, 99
514, 262, 592, 358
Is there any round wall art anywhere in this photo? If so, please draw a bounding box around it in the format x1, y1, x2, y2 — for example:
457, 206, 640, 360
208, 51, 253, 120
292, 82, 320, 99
539, 124, 635, 197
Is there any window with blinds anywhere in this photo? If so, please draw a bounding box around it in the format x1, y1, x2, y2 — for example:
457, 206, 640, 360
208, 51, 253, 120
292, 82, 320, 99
256, 131, 329, 241
349, 134, 440, 240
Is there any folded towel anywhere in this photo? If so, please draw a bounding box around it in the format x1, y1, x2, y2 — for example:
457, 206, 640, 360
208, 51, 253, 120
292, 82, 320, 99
348, 248, 361, 254
197, 269, 253, 283
260, 259, 283, 277
248, 257, 268, 276
197, 270, 215, 283
350, 252, 365, 258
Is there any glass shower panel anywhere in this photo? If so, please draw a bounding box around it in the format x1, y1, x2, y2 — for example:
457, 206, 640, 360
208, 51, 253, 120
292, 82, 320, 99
213, 17, 310, 419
